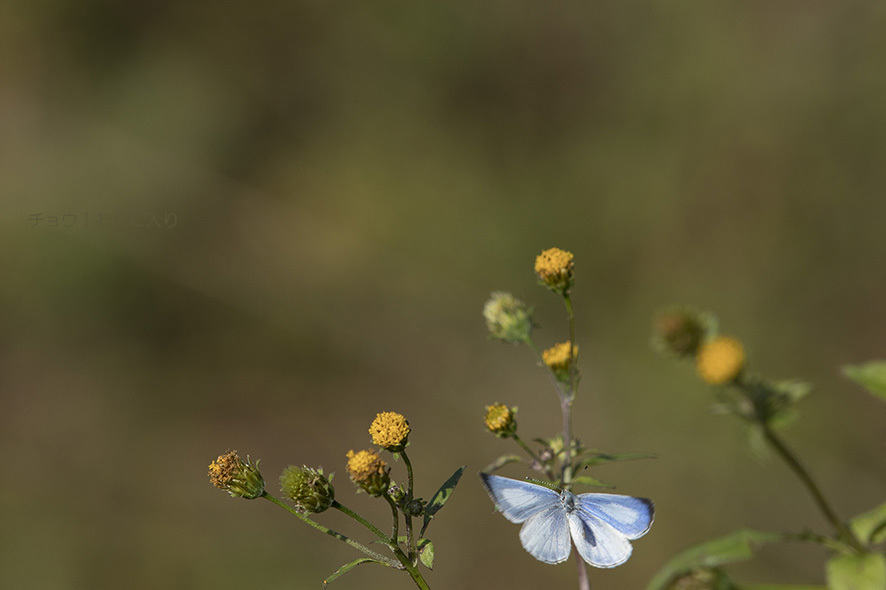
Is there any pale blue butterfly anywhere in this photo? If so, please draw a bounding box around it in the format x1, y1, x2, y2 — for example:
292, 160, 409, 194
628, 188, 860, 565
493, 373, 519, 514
479, 473, 654, 568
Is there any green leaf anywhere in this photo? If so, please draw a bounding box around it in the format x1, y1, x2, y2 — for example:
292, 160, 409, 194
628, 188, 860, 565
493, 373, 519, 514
569, 474, 614, 489
850, 501, 886, 546
323, 558, 382, 588
482, 454, 523, 474
826, 553, 886, 590
646, 528, 785, 590
420, 466, 464, 538
418, 538, 434, 570
743, 586, 827, 589
843, 362, 886, 402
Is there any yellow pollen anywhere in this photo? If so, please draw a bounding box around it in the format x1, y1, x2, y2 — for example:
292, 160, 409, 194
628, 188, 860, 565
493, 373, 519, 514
534, 248, 574, 279
346, 449, 386, 483
369, 412, 410, 448
543, 341, 577, 371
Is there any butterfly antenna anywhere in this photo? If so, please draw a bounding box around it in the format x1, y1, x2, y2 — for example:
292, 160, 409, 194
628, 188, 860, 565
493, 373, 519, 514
524, 477, 561, 492
563, 465, 590, 493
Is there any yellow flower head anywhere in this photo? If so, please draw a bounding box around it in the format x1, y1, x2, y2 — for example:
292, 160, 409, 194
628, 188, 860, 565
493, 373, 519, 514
346, 449, 390, 496
484, 403, 516, 437
534, 248, 574, 294
543, 341, 578, 382
369, 411, 410, 450
696, 336, 745, 385
208, 450, 265, 499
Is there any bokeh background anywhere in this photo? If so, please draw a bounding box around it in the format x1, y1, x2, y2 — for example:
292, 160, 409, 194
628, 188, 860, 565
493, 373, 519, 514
2, 2, 885, 588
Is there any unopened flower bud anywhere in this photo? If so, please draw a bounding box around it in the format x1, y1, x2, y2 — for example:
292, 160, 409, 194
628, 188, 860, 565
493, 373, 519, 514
696, 336, 745, 385
280, 466, 335, 513
483, 292, 533, 343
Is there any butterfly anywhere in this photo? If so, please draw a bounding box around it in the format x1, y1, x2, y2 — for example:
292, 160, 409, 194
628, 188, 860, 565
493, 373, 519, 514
479, 473, 654, 568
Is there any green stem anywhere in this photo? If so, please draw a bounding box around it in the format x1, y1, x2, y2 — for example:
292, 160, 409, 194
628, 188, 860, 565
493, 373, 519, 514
513, 434, 554, 479
333, 500, 392, 544
262, 493, 397, 567
337, 499, 431, 589
400, 450, 417, 560
760, 425, 865, 553
384, 493, 400, 543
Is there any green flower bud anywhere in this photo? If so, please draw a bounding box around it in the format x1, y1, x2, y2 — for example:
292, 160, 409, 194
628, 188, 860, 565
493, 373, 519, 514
280, 466, 335, 513
652, 308, 715, 358
483, 292, 533, 343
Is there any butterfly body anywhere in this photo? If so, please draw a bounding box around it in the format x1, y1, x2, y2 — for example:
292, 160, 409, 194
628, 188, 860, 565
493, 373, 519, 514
479, 473, 654, 568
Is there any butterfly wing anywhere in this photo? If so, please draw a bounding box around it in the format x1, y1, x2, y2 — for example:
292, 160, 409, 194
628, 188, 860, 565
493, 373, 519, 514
567, 494, 654, 568
519, 501, 572, 564
479, 473, 572, 564
479, 473, 560, 523
576, 493, 654, 539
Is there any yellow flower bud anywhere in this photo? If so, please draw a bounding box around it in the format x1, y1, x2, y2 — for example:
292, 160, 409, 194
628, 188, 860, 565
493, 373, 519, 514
346, 449, 390, 497
696, 336, 745, 385
534, 248, 574, 294
369, 411, 410, 451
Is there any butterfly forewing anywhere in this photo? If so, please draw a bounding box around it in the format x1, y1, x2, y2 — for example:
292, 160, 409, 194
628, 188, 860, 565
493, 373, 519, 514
576, 493, 654, 539
479, 473, 560, 524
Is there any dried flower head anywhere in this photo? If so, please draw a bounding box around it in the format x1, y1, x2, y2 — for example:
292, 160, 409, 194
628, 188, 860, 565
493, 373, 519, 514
369, 411, 410, 451
346, 449, 390, 496
534, 248, 574, 294
696, 336, 745, 385
483, 292, 533, 343
280, 466, 335, 513
208, 450, 265, 499
484, 403, 517, 438
652, 308, 713, 358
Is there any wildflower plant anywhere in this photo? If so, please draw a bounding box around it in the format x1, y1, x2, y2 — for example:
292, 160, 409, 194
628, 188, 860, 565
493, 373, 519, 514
208, 412, 464, 589
481, 248, 655, 590
648, 308, 886, 590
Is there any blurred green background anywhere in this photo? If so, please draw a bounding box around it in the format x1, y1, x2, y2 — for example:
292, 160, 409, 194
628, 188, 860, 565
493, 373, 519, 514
2, 2, 885, 588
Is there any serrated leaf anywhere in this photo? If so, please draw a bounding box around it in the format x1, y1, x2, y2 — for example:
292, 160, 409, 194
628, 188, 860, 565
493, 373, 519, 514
826, 553, 886, 590
420, 466, 464, 538
418, 538, 435, 569
843, 362, 886, 401
850, 501, 886, 546
323, 558, 381, 588
569, 474, 614, 489
646, 529, 785, 590
483, 454, 523, 473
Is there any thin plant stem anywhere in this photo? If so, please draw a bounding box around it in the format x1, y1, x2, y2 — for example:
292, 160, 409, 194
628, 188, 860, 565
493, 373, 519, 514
575, 554, 590, 590
512, 434, 556, 480
337, 498, 431, 589
333, 500, 391, 544
384, 492, 400, 543
561, 293, 578, 485
761, 424, 865, 553
401, 450, 417, 559
262, 493, 398, 567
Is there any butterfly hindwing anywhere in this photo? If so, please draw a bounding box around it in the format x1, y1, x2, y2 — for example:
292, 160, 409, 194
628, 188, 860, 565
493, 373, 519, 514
519, 501, 572, 564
